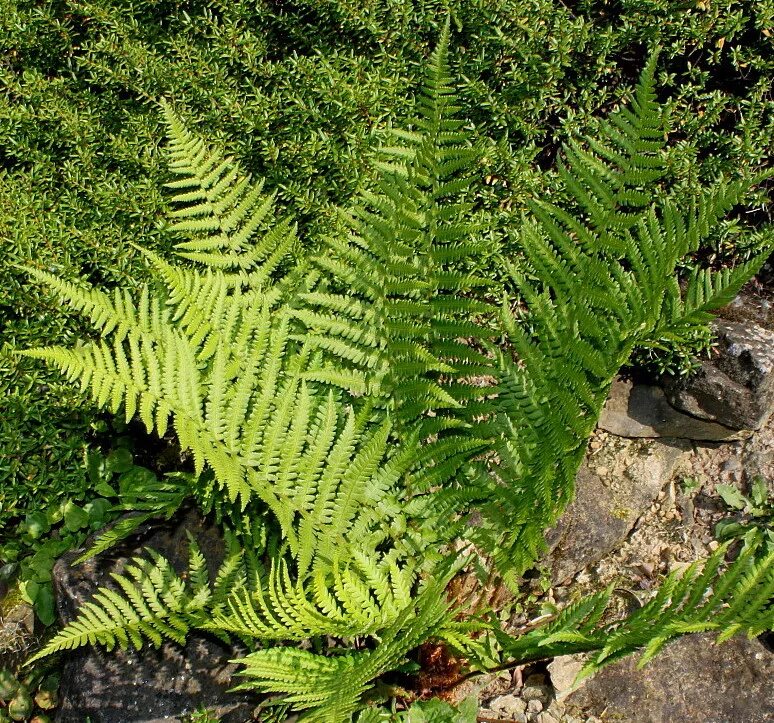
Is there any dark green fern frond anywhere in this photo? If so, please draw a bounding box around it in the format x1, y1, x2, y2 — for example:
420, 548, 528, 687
496, 531, 774, 678
559, 49, 666, 237
481, 54, 773, 583
295, 22, 498, 429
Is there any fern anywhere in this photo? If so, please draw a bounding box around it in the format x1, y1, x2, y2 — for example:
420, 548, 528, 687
295, 21, 498, 430
30, 532, 464, 721
474, 52, 774, 581
26, 547, 204, 663
232, 573, 456, 722
17, 28, 773, 723
161, 100, 299, 275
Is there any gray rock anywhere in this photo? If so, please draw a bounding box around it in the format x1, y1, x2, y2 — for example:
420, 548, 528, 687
547, 656, 585, 700
717, 290, 773, 329
52, 508, 258, 723
490, 694, 527, 717
546, 437, 689, 583
665, 320, 774, 431
598, 378, 748, 441
521, 685, 550, 703
564, 633, 774, 723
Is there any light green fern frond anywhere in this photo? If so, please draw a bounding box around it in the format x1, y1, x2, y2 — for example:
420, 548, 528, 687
161, 100, 298, 273
232, 572, 456, 722
26, 547, 205, 664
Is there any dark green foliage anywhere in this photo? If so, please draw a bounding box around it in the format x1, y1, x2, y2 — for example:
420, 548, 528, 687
468, 53, 770, 581
715, 477, 774, 549
0, 447, 161, 625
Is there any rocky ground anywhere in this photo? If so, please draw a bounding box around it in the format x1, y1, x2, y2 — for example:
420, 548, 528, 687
472, 414, 774, 723
471, 286, 774, 723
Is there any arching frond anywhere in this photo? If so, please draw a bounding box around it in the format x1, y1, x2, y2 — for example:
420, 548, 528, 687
497, 531, 774, 679
481, 52, 773, 583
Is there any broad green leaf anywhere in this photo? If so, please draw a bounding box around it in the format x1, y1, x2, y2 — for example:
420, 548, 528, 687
716, 484, 748, 511
63, 501, 90, 532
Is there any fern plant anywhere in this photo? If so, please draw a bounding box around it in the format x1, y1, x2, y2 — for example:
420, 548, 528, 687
473, 52, 772, 581
17, 25, 773, 722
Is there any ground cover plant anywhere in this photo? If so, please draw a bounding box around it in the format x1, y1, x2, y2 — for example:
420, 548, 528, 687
2, 0, 773, 556
11, 25, 774, 721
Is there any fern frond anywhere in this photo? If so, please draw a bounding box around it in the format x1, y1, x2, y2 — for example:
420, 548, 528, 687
26, 549, 201, 664
293, 22, 498, 429
232, 572, 455, 722
484, 50, 773, 582
161, 100, 297, 274
495, 532, 774, 680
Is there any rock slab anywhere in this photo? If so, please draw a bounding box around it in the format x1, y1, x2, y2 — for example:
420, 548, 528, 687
52, 508, 257, 723
564, 632, 774, 723
546, 436, 688, 583
599, 378, 748, 441
665, 319, 774, 431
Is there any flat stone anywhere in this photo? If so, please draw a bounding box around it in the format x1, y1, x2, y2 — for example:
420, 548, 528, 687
52, 508, 258, 723
489, 694, 527, 717
521, 684, 550, 703
599, 378, 749, 441
564, 633, 774, 723
664, 320, 774, 431
546, 436, 689, 584
547, 656, 585, 700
